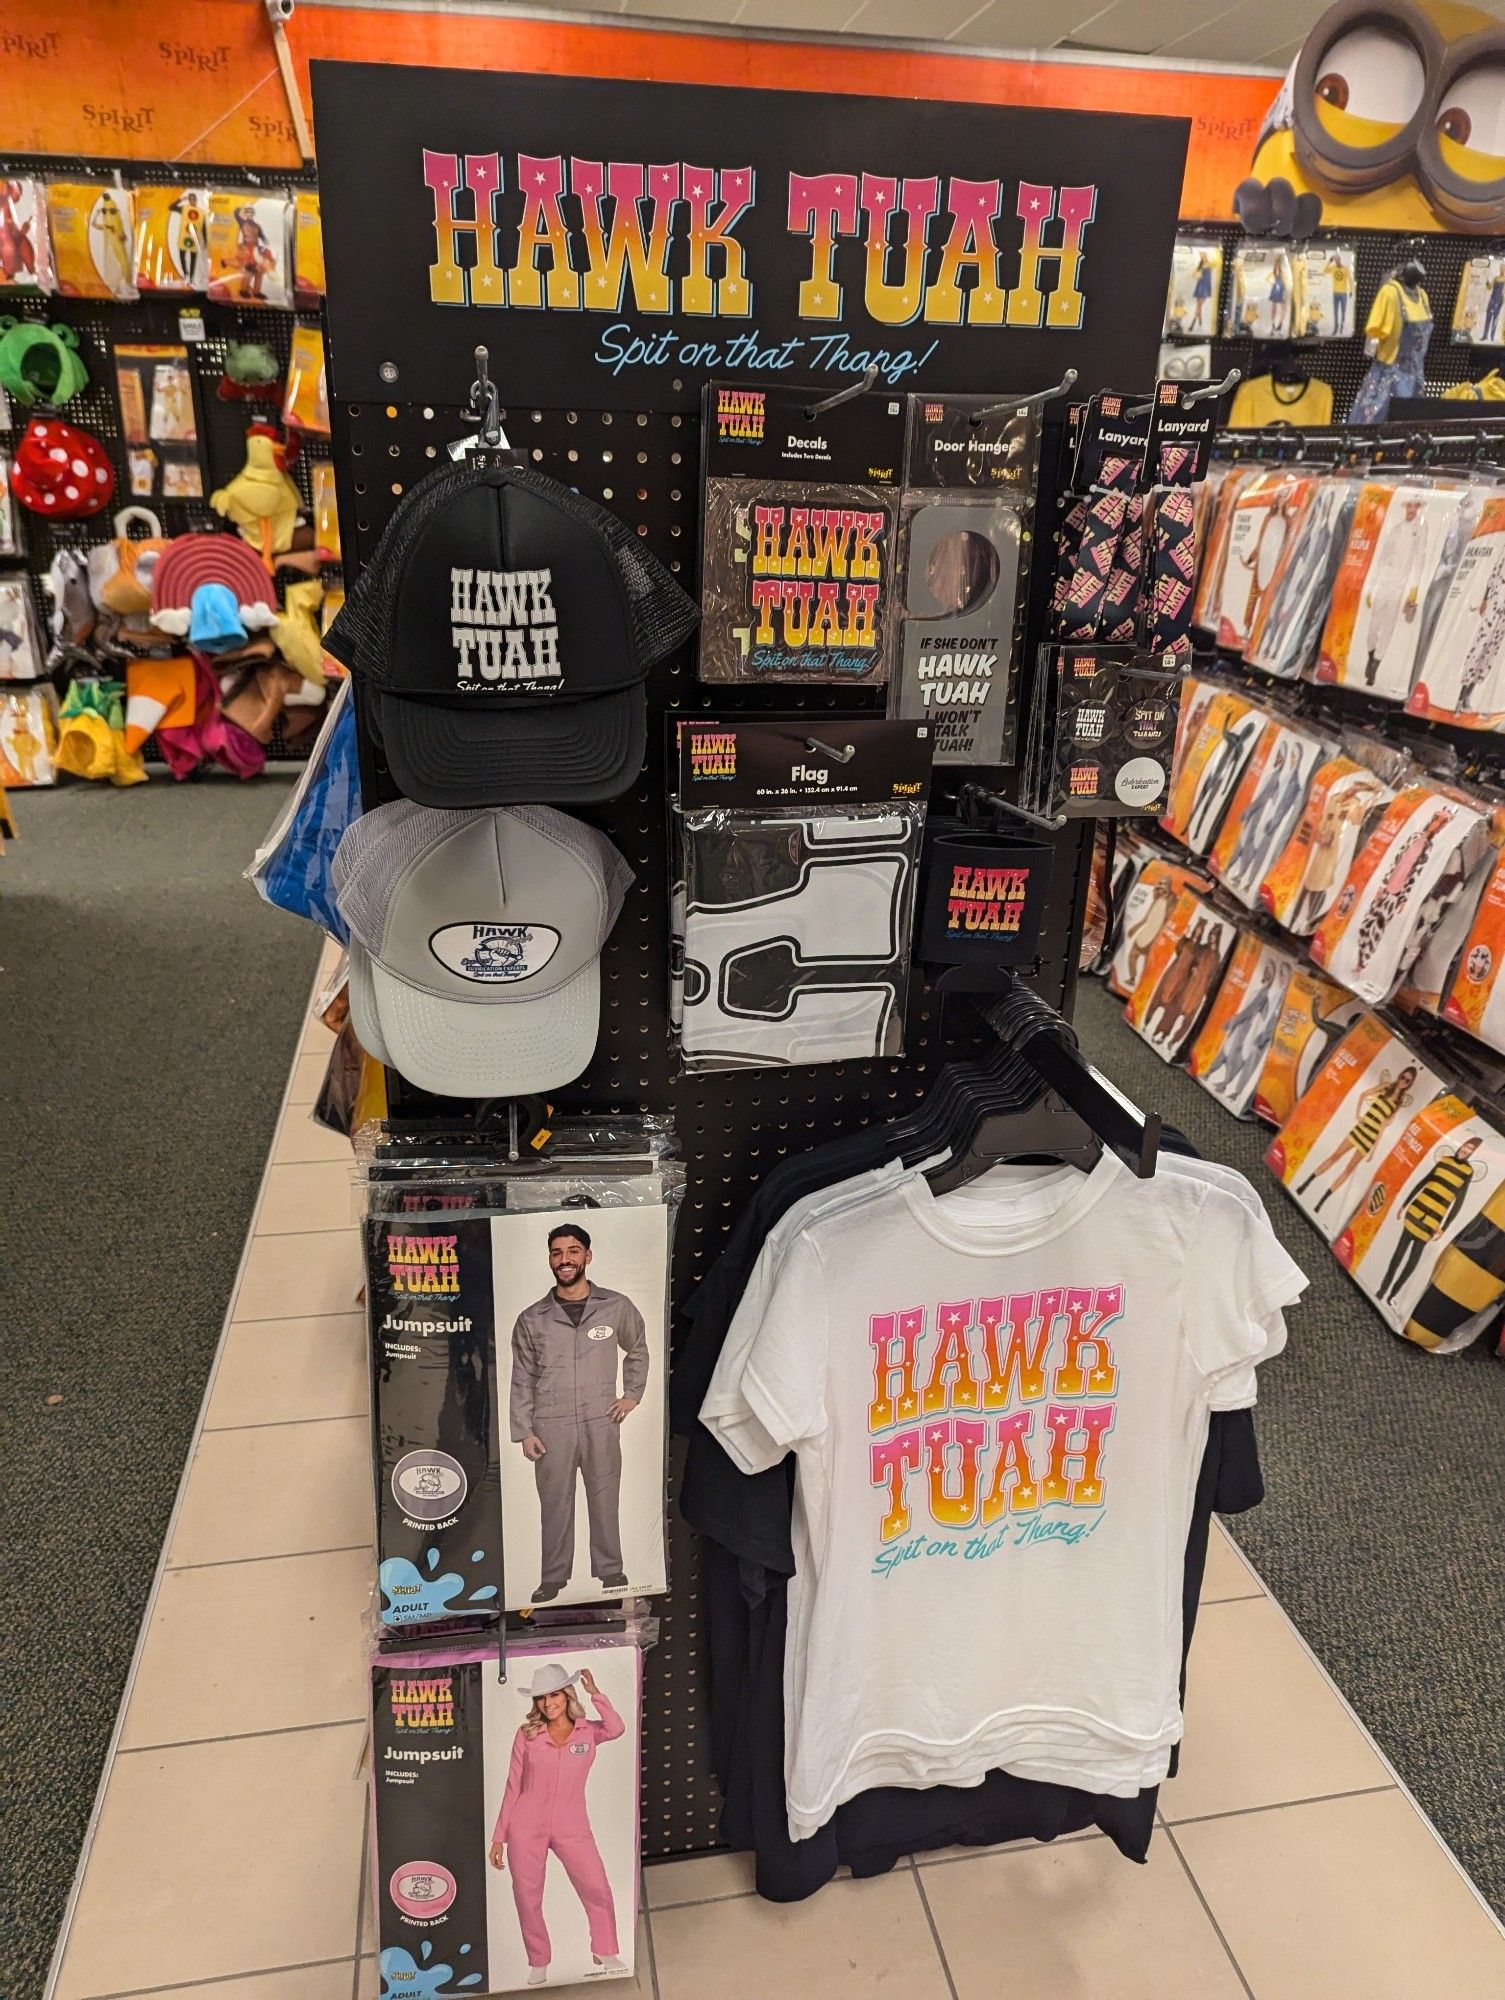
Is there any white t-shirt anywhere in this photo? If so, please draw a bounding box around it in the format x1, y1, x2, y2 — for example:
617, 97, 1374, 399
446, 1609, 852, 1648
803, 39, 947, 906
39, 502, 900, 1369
711, 1153, 1305, 1839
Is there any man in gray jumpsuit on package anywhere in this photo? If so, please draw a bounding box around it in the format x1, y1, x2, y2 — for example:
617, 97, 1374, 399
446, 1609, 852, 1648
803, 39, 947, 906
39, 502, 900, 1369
510, 1224, 649, 1603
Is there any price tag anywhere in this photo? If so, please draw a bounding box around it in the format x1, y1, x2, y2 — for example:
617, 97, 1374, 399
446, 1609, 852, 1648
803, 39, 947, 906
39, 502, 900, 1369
178, 310, 206, 344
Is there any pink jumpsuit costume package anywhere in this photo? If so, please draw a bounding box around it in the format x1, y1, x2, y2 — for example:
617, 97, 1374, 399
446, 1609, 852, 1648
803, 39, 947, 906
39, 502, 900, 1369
494, 1689, 625, 1968
371, 1638, 642, 1995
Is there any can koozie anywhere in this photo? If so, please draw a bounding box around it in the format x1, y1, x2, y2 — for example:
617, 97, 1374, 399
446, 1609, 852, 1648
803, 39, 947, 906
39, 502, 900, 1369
918, 824, 1053, 981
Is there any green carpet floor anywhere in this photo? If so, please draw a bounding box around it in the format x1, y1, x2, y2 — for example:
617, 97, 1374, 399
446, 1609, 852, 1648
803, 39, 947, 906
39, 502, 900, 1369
1, 773, 321, 2000
1076, 977, 1505, 1916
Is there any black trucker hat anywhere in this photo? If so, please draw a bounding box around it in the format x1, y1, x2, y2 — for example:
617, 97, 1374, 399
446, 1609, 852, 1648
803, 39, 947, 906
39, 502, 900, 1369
323, 460, 699, 806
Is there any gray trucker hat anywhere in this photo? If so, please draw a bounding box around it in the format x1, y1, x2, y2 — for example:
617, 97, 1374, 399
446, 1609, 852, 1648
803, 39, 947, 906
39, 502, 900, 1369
332, 800, 633, 1098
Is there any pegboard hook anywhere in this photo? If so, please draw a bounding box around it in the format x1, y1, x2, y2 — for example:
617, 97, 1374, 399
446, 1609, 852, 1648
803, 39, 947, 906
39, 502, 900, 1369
459, 344, 509, 450
805, 364, 879, 419
970, 368, 1078, 424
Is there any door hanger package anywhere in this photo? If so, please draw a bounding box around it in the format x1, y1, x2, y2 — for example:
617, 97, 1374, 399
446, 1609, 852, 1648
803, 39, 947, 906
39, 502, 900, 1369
697, 382, 904, 683
1265, 1015, 1444, 1240
1186, 930, 1300, 1117
1123, 885, 1240, 1063
1251, 964, 1368, 1129
371, 1633, 644, 1993
670, 716, 931, 1070
888, 395, 1038, 766
1333, 1091, 1505, 1345
1022, 644, 1181, 820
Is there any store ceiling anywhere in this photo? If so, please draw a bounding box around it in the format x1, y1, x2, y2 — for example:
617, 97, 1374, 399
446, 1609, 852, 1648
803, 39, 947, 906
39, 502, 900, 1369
570, 0, 1505, 71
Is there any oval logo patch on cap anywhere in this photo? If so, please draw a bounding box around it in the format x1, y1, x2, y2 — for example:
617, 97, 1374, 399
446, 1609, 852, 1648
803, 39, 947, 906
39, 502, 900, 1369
429, 923, 561, 984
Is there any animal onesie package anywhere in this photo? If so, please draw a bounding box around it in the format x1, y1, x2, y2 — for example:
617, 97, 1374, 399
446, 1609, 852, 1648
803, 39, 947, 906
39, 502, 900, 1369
1442, 847, 1505, 1053
1333, 1094, 1503, 1343
1209, 718, 1326, 909
1208, 471, 1311, 654
1190, 466, 1260, 635
371, 1636, 642, 1993
204, 192, 293, 308
1266, 1016, 1442, 1241
1106, 852, 1210, 999
1407, 492, 1505, 730
497, 1200, 669, 1611
1315, 481, 1468, 701
1310, 785, 1492, 1006
1187, 933, 1299, 1118
1251, 966, 1367, 1130
45, 181, 137, 299
1258, 752, 1392, 935
1244, 477, 1359, 680
1160, 686, 1265, 856
1124, 888, 1240, 1063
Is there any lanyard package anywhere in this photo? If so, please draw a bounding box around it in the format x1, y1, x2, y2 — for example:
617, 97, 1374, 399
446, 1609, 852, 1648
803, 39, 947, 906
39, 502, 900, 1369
1023, 643, 1182, 820
670, 717, 931, 1070
697, 382, 904, 684
888, 395, 1038, 766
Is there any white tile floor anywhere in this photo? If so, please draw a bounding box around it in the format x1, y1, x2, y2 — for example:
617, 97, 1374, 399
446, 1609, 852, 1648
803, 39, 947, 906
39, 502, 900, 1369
43, 963, 1505, 2000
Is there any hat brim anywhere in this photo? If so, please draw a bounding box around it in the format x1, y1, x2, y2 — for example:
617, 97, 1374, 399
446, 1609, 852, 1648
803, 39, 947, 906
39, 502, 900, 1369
347, 942, 397, 1069
369, 953, 602, 1099
372, 685, 645, 808
522, 1669, 581, 1697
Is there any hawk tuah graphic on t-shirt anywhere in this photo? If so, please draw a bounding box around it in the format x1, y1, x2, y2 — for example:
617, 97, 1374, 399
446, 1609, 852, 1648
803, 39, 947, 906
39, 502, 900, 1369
450, 566, 561, 687
868, 1286, 1121, 1571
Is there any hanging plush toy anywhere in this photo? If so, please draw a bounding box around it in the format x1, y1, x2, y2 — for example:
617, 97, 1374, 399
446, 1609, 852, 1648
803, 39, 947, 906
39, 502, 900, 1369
210, 423, 302, 564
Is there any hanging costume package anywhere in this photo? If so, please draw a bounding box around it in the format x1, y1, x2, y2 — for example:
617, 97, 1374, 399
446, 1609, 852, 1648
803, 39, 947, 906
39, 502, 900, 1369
1398, 828, 1501, 1016
1310, 784, 1492, 1006
1251, 964, 1368, 1129
0, 176, 54, 292
1315, 480, 1469, 701
371, 1635, 644, 1993
130, 186, 208, 292
1163, 237, 1223, 340
1106, 851, 1210, 999
46, 181, 137, 300
368, 1168, 677, 1633
670, 718, 930, 1071
1407, 490, 1505, 730
1259, 751, 1393, 935
293, 190, 325, 299
1160, 685, 1265, 856
698, 383, 903, 684
0, 684, 59, 785
1186, 932, 1300, 1117
1442, 847, 1505, 1053
1207, 470, 1312, 654
1452, 254, 1505, 348
0, 574, 45, 680
888, 395, 1037, 765
1124, 887, 1240, 1063
1209, 717, 1326, 909
1245, 476, 1360, 680
1266, 1015, 1443, 1240
1292, 243, 1358, 340
1334, 1093, 1505, 1347
1224, 242, 1295, 340
1022, 644, 1181, 821
204, 191, 294, 308
1189, 466, 1256, 636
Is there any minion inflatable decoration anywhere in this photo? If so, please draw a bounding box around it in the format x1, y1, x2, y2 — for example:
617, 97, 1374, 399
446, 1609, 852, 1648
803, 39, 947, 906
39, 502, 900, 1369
1236, 0, 1505, 235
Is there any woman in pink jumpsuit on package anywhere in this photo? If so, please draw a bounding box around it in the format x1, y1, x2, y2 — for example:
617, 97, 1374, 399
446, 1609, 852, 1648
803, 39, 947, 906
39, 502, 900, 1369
489, 1662, 626, 1984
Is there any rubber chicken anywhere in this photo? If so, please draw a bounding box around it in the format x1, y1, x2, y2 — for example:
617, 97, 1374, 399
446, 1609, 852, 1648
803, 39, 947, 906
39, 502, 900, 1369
272, 577, 328, 685
211, 424, 303, 564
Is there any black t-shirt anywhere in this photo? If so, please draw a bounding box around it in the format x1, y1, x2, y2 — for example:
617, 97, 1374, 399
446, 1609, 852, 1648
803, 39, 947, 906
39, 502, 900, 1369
558, 1295, 590, 1327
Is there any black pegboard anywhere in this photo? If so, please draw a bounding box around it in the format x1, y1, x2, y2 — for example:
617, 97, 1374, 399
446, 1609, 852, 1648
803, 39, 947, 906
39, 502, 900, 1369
1168, 221, 1504, 414
0, 153, 337, 761
331, 392, 1094, 1859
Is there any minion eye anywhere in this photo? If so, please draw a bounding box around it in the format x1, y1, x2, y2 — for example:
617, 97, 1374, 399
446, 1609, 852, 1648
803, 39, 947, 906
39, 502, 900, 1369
1436, 64, 1505, 174
1311, 25, 1426, 130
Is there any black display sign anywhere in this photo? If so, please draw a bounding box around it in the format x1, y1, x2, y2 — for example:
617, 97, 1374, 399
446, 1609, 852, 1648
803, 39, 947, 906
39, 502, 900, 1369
675, 714, 932, 807
312, 63, 1190, 411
